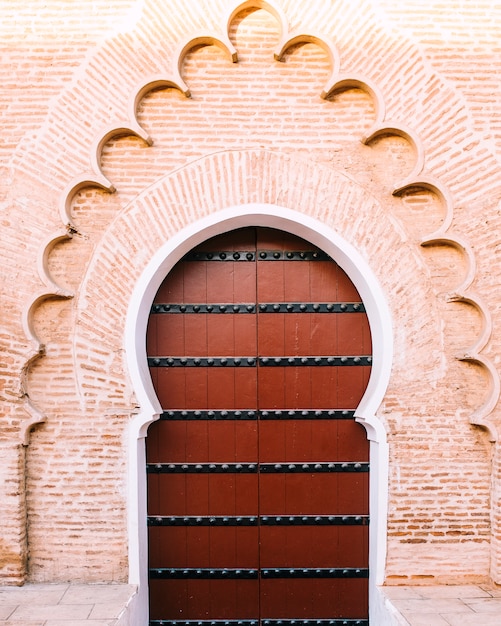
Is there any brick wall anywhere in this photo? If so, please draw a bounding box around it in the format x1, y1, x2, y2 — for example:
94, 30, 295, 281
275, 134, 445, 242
1, 0, 500, 587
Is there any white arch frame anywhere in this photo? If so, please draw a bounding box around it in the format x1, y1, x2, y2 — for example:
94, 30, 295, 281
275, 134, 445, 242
125, 203, 392, 622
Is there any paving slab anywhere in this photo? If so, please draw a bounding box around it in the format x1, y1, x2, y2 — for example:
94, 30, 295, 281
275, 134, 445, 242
0, 619, 45, 626
480, 583, 501, 597
88, 603, 127, 620
396, 613, 450, 626
60, 586, 136, 605
395, 598, 474, 614
0, 609, 14, 621
44, 622, 114, 626
382, 586, 424, 600
415, 584, 492, 599
462, 597, 501, 612
383, 584, 501, 626
8, 604, 92, 620
441, 613, 501, 626
0, 584, 137, 624
0, 587, 68, 607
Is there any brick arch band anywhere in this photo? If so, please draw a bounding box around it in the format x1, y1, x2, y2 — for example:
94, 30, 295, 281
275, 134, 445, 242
69, 150, 397, 621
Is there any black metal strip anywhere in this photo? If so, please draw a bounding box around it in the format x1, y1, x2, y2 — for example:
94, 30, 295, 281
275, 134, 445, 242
257, 250, 331, 261
149, 567, 367, 580
148, 516, 258, 526
184, 251, 256, 261
149, 622, 259, 626
159, 409, 355, 420
259, 462, 369, 473
259, 356, 372, 367
149, 356, 371, 368
148, 357, 256, 367
159, 410, 257, 420
147, 462, 368, 474
147, 463, 258, 474
150, 302, 365, 314
147, 515, 368, 527
149, 568, 258, 579
260, 409, 355, 420
149, 617, 369, 626
259, 515, 369, 526
151, 303, 256, 314
183, 250, 332, 262
258, 302, 365, 313
261, 568, 368, 579
263, 620, 368, 626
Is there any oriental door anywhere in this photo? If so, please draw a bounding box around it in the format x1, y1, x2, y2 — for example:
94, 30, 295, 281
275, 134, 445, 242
146, 227, 371, 626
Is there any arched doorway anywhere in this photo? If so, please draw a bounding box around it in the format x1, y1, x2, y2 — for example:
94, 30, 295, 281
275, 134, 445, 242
145, 227, 371, 625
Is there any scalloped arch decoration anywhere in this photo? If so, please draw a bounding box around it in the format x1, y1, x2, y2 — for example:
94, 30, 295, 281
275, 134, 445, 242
24, 1, 499, 456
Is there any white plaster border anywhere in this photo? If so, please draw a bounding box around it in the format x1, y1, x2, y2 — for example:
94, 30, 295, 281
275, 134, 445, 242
125, 203, 393, 623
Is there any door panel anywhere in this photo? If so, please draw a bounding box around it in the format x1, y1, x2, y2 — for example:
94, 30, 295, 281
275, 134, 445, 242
146, 227, 371, 625
258, 473, 369, 514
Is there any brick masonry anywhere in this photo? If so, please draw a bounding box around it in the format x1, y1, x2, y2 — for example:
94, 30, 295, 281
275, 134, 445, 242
0, 0, 500, 593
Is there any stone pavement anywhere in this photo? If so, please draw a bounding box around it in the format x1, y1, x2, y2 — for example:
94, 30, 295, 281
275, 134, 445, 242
1, 582, 501, 625
0, 583, 137, 625
383, 584, 501, 625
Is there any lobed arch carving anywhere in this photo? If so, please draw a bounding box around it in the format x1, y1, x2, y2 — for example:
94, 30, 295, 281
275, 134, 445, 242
21, 0, 498, 447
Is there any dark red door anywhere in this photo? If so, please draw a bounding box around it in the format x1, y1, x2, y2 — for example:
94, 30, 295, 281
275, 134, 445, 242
146, 228, 371, 626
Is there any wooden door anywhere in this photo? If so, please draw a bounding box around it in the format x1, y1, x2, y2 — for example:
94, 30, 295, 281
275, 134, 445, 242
146, 228, 371, 626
